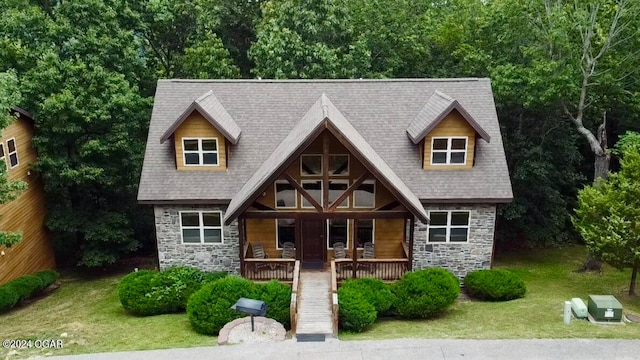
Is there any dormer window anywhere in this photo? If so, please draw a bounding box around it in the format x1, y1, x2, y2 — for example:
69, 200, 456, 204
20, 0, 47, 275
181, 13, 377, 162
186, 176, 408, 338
183, 138, 219, 166
431, 137, 467, 165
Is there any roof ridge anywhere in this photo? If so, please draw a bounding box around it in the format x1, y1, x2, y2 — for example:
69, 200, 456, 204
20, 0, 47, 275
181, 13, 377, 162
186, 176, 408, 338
159, 78, 487, 84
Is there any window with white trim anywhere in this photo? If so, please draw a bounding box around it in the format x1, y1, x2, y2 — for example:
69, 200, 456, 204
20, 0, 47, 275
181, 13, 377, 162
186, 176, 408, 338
7, 138, 18, 168
183, 138, 219, 166
328, 180, 349, 208
329, 154, 349, 176
327, 219, 348, 249
275, 180, 297, 208
301, 154, 322, 176
180, 211, 223, 244
431, 137, 467, 165
0, 143, 5, 169
355, 219, 374, 249
301, 180, 322, 208
427, 211, 470, 242
276, 218, 295, 249
354, 180, 375, 208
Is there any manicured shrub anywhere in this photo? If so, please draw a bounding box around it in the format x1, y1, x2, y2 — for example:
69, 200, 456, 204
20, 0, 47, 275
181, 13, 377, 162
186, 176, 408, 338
33, 270, 59, 289
464, 269, 526, 301
202, 271, 228, 284
150, 266, 208, 312
340, 278, 395, 314
256, 280, 291, 329
338, 286, 377, 332
393, 268, 460, 319
0, 286, 20, 313
187, 276, 257, 335
8, 275, 43, 300
118, 270, 162, 316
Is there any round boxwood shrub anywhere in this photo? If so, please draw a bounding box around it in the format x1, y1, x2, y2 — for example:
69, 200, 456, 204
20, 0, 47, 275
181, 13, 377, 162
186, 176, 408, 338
8, 275, 43, 300
118, 270, 162, 316
464, 269, 526, 301
340, 278, 395, 314
393, 268, 459, 319
0, 286, 20, 313
34, 270, 59, 289
202, 271, 228, 284
151, 266, 208, 312
338, 286, 377, 332
187, 276, 257, 335
256, 280, 291, 329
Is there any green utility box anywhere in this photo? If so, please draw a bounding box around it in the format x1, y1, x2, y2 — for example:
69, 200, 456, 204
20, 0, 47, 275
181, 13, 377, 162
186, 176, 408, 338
588, 295, 623, 322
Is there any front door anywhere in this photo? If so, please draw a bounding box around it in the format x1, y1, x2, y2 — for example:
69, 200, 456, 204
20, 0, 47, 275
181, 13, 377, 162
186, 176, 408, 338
301, 219, 325, 269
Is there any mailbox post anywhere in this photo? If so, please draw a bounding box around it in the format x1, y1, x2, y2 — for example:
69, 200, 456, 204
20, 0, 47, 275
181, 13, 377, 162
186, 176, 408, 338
231, 298, 267, 332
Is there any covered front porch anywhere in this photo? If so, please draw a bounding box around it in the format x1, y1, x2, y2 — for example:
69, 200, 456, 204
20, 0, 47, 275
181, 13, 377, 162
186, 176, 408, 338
237, 212, 416, 282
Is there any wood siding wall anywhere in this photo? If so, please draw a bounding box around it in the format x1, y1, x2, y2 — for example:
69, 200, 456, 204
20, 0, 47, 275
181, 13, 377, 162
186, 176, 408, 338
0, 115, 55, 285
423, 110, 476, 170
246, 131, 405, 260
174, 111, 227, 170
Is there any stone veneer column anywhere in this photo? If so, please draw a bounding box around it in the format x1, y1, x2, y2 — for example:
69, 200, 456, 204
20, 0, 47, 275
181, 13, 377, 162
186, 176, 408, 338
154, 205, 240, 274
412, 204, 496, 280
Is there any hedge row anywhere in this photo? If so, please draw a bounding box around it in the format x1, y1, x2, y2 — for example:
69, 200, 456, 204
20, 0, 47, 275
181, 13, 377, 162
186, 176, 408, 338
464, 269, 526, 301
186, 277, 291, 335
118, 267, 227, 316
0, 270, 60, 313
338, 268, 460, 332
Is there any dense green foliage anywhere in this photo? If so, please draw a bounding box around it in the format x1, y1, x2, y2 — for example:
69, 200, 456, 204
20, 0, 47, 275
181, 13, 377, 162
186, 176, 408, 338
1, 0, 639, 264
255, 280, 292, 328
393, 268, 460, 319
33, 270, 60, 289
340, 278, 395, 314
186, 276, 256, 335
117, 267, 227, 316
0, 269, 58, 312
464, 269, 526, 301
338, 286, 377, 332
574, 132, 640, 295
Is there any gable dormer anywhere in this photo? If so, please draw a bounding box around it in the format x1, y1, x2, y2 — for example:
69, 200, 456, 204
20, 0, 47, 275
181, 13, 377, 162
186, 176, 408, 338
160, 90, 240, 171
406, 90, 490, 170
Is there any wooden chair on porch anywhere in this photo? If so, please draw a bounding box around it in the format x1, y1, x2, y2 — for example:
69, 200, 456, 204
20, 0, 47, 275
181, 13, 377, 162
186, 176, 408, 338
280, 242, 295, 259
333, 242, 351, 272
358, 242, 376, 273
251, 243, 273, 270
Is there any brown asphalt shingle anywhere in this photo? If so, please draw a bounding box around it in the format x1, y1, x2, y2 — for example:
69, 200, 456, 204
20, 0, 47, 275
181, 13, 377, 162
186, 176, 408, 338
138, 79, 512, 204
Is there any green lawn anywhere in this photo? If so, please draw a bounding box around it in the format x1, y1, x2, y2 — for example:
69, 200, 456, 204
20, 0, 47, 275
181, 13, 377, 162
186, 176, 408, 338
1, 245, 639, 358
342, 245, 640, 340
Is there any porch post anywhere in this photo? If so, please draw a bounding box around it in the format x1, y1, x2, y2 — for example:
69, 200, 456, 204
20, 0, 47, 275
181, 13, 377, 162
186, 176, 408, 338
239, 217, 246, 277
352, 218, 357, 279
408, 216, 415, 271
295, 214, 301, 261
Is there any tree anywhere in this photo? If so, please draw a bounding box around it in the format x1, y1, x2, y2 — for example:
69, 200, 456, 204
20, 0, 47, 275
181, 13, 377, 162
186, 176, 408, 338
249, 0, 371, 79
574, 132, 640, 295
0, 71, 27, 248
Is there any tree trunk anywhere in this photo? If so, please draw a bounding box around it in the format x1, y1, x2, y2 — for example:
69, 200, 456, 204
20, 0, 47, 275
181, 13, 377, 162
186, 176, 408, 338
578, 118, 610, 273
630, 263, 638, 296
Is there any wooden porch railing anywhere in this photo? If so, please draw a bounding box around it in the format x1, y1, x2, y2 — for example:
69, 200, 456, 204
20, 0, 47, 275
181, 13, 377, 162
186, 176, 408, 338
334, 258, 409, 282
289, 260, 300, 333
330, 260, 339, 335
243, 259, 297, 281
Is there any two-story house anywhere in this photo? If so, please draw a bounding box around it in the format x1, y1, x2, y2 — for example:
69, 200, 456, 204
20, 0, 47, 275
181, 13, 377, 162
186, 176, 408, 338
138, 79, 512, 281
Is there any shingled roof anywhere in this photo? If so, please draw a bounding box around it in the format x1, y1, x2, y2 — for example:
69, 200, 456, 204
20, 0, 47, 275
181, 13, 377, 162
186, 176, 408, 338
406, 90, 490, 144
138, 79, 512, 204
160, 90, 241, 144
224, 93, 429, 224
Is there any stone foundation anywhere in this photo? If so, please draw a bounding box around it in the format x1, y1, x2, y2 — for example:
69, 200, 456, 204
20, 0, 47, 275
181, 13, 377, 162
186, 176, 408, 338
154, 205, 240, 274
412, 204, 496, 280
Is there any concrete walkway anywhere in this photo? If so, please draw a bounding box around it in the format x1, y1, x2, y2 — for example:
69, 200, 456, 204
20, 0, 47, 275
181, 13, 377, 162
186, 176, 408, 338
49, 338, 640, 360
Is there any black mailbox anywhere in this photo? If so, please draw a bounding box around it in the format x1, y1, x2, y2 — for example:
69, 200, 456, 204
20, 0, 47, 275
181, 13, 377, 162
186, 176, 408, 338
231, 298, 267, 316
